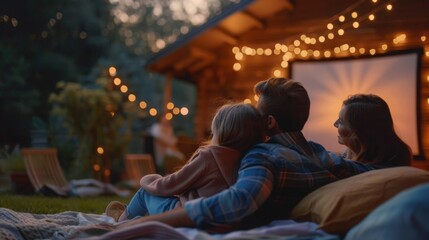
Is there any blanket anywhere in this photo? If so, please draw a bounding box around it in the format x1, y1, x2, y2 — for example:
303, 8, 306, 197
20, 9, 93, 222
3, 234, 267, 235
0, 208, 339, 240
0, 208, 115, 240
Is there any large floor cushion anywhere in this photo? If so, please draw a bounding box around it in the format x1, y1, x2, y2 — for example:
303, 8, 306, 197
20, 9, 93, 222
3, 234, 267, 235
290, 166, 429, 235
345, 182, 429, 240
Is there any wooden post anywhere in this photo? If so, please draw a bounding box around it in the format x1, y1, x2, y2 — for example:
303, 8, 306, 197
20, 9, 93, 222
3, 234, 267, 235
163, 74, 173, 117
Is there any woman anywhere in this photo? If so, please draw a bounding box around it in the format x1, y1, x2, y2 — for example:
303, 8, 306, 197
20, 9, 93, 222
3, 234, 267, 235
333, 93, 412, 167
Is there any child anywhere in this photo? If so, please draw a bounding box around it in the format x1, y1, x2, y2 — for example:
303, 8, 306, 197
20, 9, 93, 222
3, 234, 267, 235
106, 102, 265, 222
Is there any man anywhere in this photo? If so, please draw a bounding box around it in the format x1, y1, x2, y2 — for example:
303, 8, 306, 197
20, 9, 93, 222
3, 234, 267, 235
117, 78, 375, 231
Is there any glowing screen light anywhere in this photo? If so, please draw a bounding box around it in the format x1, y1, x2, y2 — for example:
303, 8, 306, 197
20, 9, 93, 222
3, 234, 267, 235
291, 50, 421, 157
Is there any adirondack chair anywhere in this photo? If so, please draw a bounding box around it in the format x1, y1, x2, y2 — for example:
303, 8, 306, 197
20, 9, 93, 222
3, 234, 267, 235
124, 153, 157, 188
22, 148, 131, 197
21, 148, 69, 194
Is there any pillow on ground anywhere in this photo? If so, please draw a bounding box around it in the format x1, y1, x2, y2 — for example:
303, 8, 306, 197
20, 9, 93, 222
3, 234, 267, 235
290, 166, 429, 235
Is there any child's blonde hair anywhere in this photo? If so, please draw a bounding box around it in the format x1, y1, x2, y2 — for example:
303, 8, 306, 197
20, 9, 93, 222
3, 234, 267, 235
211, 102, 265, 152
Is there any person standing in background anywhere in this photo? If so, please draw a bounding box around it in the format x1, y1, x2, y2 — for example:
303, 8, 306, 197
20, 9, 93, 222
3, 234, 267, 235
149, 116, 184, 171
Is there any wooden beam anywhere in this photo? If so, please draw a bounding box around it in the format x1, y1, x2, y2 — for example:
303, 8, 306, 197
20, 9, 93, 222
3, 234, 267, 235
246, 0, 295, 18
237, 11, 265, 29
190, 47, 216, 61
209, 28, 239, 45
170, 47, 217, 72
174, 56, 198, 72
189, 59, 214, 74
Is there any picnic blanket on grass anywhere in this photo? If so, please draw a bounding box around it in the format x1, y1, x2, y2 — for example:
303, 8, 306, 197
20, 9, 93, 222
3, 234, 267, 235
0, 208, 339, 240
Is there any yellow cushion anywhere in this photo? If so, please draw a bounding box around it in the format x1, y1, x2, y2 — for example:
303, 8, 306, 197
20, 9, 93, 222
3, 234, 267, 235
290, 166, 429, 235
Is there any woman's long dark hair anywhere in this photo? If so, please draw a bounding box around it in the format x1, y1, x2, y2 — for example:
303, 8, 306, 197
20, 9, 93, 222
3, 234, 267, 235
343, 94, 411, 166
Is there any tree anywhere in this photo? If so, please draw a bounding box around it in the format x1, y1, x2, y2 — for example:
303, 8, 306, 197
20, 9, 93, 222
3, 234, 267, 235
49, 78, 138, 181
0, 0, 119, 149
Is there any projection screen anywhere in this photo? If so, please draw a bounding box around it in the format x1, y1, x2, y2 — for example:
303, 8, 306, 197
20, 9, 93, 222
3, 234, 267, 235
291, 50, 422, 158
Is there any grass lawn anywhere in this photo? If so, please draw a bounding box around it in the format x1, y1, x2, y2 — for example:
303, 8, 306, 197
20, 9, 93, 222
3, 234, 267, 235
0, 193, 132, 214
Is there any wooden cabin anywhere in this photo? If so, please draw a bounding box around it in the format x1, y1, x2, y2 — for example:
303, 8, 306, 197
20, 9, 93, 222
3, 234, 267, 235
145, 0, 429, 168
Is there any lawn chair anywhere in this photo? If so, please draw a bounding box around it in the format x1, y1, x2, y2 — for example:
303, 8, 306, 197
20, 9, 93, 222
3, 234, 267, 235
124, 154, 157, 189
21, 148, 69, 194
22, 148, 131, 197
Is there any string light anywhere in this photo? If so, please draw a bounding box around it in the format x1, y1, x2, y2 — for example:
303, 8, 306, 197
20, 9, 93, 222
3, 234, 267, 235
128, 94, 136, 102
97, 147, 104, 154
313, 50, 321, 57
281, 45, 288, 52
386, 4, 393, 11
120, 85, 128, 93
393, 33, 406, 44
108, 67, 190, 120
229, 0, 426, 74
293, 40, 300, 46
264, 48, 272, 55
233, 62, 241, 71
235, 52, 243, 60
253, 95, 259, 102
108, 67, 117, 76
93, 164, 101, 171
324, 50, 331, 58
294, 48, 301, 54
334, 47, 341, 54
139, 101, 147, 109
281, 61, 289, 68
165, 112, 173, 120
166, 102, 174, 110
180, 107, 189, 115
113, 77, 121, 85
173, 107, 180, 115
244, 48, 253, 55
149, 108, 157, 116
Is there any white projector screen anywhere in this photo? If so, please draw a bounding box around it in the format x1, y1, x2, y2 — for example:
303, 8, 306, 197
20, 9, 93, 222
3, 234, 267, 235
291, 50, 422, 158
